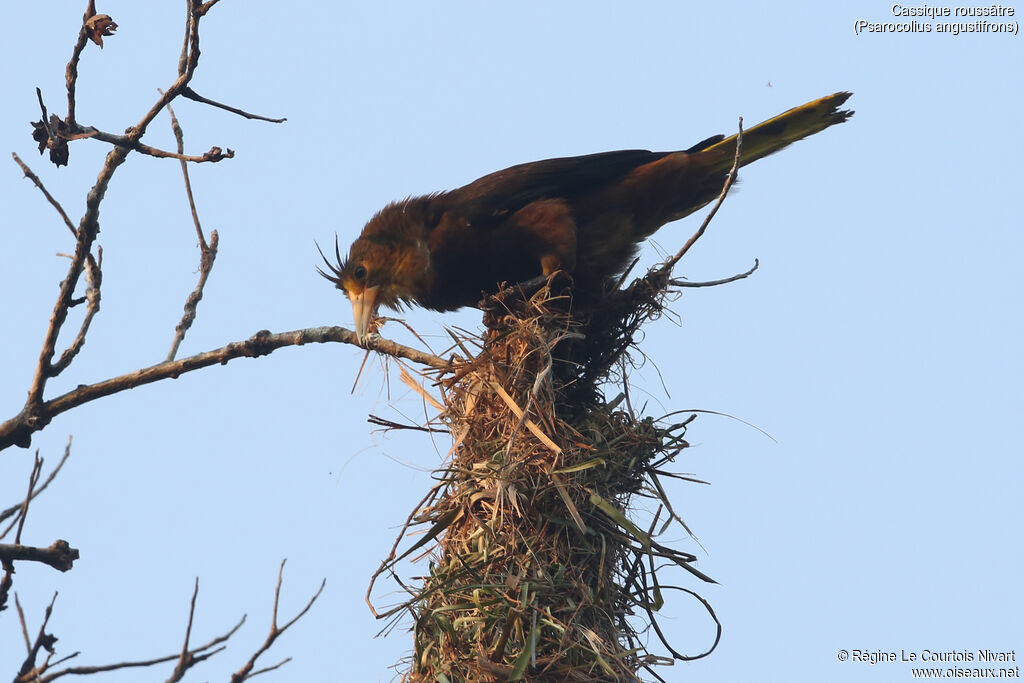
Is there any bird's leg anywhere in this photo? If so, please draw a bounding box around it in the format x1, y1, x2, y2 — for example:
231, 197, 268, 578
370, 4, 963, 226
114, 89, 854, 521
514, 269, 574, 298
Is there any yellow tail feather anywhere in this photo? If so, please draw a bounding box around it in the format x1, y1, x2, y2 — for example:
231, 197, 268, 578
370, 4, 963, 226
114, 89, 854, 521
703, 91, 854, 169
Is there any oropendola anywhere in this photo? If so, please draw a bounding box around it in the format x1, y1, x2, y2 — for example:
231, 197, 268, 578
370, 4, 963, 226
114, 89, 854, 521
320, 92, 853, 341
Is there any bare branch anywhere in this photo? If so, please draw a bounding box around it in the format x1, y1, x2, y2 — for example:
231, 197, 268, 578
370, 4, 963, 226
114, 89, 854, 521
11, 153, 76, 235
78, 127, 235, 162
13, 454, 43, 544
11, 595, 247, 682
2, 326, 456, 451
15, 593, 32, 650
12, 153, 105, 376
166, 102, 219, 361
196, 0, 223, 17
0, 437, 72, 530
167, 103, 208, 249
64, 1, 96, 127
0, 540, 79, 573
231, 560, 326, 682
51, 246, 103, 375
670, 259, 759, 288
182, 87, 287, 123
660, 117, 744, 273
11, 0, 254, 451
16, 592, 59, 680
166, 578, 200, 683
167, 232, 218, 361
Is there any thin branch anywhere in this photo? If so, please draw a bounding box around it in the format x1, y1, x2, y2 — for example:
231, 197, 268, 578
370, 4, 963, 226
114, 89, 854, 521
12, 153, 105, 376
134, 2, 205, 137
64, 0, 95, 127
0, 437, 72, 530
13, 598, 246, 683
670, 259, 759, 288
231, 560, 326, 682
15, 593, 31, 650
168, 103, 207, 249
2, 326, 456, 451
71, 125, 235, 162
0, 439, 72, 612
197, 0, 224, 17
11, 153, 76, 235
16, 592, 59, 680
14, 454, 43, 544
659, 118, 744, 273
166, 578, 200, 683
166, 102, 219, 361
51, 246, 102, 375
182, 87, 287, 123
25, 138, 126, 413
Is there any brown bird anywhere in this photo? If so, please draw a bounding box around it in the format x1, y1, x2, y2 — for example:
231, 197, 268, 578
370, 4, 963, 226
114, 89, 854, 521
321, 92, 853, 340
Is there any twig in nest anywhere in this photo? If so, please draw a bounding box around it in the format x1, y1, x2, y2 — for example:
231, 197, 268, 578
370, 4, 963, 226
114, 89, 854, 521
368, 415, 449, 434
672, 258, 759, 287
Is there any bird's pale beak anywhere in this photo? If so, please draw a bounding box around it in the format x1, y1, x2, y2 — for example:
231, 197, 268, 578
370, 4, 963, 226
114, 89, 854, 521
350, 286, 379, 342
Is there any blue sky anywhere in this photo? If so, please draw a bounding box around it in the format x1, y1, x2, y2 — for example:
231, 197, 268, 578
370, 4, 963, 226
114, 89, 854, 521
2, 2, 1021, 681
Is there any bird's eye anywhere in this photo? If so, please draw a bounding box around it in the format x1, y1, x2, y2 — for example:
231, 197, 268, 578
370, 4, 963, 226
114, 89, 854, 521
354, 265, 367, 280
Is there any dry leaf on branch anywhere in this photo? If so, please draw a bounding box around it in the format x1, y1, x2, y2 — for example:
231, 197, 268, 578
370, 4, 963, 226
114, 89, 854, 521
30, 115, 70, 167
84, 14, 117, 47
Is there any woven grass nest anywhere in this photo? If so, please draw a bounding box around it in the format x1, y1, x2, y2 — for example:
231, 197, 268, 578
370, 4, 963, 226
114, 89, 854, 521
367, 264, 732, 682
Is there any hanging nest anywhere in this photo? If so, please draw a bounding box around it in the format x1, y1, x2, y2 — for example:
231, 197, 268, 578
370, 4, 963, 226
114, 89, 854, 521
366, 254, 748, 682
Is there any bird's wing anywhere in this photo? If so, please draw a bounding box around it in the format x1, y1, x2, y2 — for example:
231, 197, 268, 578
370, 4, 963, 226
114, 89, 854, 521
432, 150, 673, 227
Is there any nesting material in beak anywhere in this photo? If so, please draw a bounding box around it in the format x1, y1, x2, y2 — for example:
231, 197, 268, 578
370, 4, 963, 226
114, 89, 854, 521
350, 286, 379, 342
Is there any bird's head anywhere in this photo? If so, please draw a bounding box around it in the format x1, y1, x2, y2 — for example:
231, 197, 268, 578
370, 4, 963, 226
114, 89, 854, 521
318, 213, 432, 342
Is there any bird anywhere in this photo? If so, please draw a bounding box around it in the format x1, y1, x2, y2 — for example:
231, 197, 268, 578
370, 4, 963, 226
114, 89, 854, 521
321, 92, 853, 341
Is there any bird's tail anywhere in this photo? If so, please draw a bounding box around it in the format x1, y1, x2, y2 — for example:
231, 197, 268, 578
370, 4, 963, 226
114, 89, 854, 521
699, 91, 854, 170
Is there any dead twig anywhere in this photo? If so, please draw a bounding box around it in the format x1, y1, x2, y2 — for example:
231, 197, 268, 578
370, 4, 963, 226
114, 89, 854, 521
11, 153, 76, 235
659, 117, 744, 273
12, 155, 103, 375
164, 578, 241, 682
0, 437, 72, 531
13, 454, 42, 545
671, 258, 759, 287
16, 592, 59, 681
11, 588, 246, 683
230, 560, 326, 682
64, 0, 96, 127
182, 87, 287, 122
76, 127, 235, 162
165, 102, 219, 361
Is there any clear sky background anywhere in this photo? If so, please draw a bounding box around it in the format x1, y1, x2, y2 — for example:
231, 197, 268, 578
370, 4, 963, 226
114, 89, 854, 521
2, 2, 1021, 681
